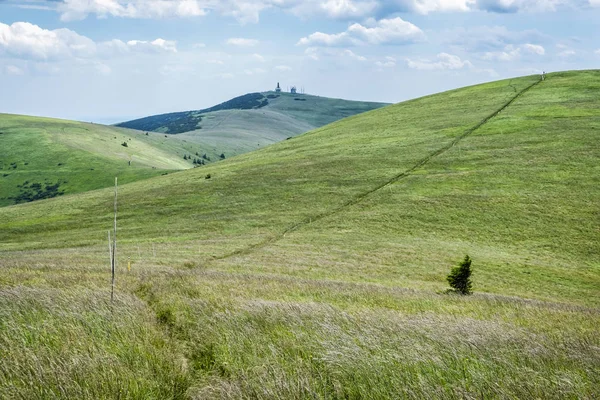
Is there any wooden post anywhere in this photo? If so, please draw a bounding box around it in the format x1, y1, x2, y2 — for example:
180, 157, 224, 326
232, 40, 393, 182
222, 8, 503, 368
110, 177, 118, 303
108, 230, 114, 302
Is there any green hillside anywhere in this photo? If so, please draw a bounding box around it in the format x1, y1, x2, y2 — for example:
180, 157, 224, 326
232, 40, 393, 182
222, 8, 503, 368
116, 92, 388, 153
1, 71, 599, 398
0, 114, 233, 206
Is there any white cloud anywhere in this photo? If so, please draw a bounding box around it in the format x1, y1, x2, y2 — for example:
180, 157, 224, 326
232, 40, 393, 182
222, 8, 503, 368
0, 22, 96, 60
95, 62, 112, 75
207, 59, 225, 65
343, 49, 367, 61
482, 45, 520, 61
274, 65, 292, 71
375, 56, 396, 68
16, 0, 596, 25
447, 26, 546, 52
595, 49, 600, 55
476, 0, 571, 13
216, 72, 235, 79
291, 0, 379, 18
59, 0, 207, 21
226, 38, 259, 47
244, 68, 267, 75
193, 43, 206, 48
252, 53, 266, 62
407, 53, 473, 70
3, 65, 25, 75
297, 17, 425, 46
0, 22, 177, 61
558, 49, 576, 58
402, 0, 475, 14
127, 38, 177, 53
482, 43, 545, 61
522, 43, 545, 55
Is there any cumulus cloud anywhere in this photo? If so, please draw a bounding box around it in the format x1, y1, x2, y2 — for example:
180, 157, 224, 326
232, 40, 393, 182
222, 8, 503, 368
482, 43, 545, 61
127, 38, 177, 53
406, 53, 473, 70
0, 21, 177, 62
0, 22, 96, 60
447, 26, 546, 52
522, 43, 545, 55
17, 0, 592, 24
297, 17, 425, 46
343, 49, 367, 61
303, 47, 370, 62
58, 0, 207, 21
475, 0, 573, 13
274, 65, 292, 71
558, 49, 576, 58
375, 56, 396, 68
244, 68, 266, 75
3, 64, 25, 75
252, 53, 266, 62
226, 38, 259, 47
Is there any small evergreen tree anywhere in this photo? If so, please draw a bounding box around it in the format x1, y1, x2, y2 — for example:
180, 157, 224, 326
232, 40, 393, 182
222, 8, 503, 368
220, 153, 225, 159
183, 154, 188, 160
447, 255, 473, 295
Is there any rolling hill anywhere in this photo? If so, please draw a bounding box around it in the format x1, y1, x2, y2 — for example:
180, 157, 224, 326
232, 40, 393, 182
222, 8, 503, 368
116, 91, 388, 154
1, 71, 598, 399
0, 114, 230, 207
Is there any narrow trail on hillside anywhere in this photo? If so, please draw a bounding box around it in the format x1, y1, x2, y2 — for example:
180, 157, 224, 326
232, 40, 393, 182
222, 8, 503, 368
214, 78, 542, 262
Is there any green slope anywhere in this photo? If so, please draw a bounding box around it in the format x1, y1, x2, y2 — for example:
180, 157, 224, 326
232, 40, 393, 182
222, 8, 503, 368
0, 114, 217, 207
1, 71, 599, 398
116, 91, 388, 158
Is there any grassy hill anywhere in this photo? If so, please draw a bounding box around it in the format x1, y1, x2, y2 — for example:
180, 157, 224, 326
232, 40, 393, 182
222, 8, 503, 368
1, 71, 599, 398
0, 114, 234, 206
116, 92, 388, 155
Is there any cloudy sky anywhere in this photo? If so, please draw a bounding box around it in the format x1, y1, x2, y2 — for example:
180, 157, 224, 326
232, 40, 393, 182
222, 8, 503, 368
0, 0, 598, 123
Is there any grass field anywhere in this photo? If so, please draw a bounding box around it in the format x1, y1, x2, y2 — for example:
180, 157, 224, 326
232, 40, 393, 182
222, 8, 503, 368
0, 71, 598, 398
0, 114, 228, 206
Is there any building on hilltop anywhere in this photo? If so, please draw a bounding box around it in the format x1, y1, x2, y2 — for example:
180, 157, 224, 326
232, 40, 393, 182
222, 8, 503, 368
275, 82, 281, 93
290, 86, 297, 94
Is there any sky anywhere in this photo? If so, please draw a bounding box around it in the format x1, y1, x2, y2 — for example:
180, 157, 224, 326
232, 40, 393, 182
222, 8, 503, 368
0, 0, 598, 124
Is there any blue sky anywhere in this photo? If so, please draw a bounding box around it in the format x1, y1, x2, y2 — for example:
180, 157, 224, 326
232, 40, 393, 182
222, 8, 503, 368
0, 0, 598, 123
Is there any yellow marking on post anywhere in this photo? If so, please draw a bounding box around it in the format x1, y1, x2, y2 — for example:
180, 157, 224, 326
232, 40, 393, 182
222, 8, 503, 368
128, 257, 131, 272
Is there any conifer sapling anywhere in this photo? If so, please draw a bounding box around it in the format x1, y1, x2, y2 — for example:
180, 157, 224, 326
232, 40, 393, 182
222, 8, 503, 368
447, 255, 473, 295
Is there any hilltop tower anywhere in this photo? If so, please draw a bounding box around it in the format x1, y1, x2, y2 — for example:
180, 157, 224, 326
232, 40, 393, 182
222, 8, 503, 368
275, 82, 281, 93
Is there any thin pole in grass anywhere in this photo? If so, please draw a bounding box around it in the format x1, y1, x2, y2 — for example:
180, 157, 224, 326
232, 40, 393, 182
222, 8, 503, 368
108, 230, 113, 302
109, 177, 118, 303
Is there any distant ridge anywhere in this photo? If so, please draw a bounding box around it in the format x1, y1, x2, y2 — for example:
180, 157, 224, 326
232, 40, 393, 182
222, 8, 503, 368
116, 91, 388, 134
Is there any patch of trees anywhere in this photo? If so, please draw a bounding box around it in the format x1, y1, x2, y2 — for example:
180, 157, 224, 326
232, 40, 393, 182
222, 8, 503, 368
122, 142, 128, 147
200, 93, 268, 113
116, 93, 270, 135
294, 98, 307, 101
219, 153, 225, 160
9, 180, 66, 204
117, 112, 203, 135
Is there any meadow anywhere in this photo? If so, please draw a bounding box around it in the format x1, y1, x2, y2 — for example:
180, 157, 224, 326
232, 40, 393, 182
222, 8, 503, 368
0, 71, 598, 399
